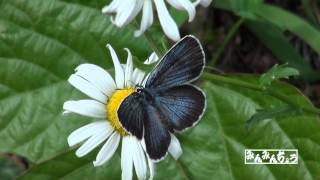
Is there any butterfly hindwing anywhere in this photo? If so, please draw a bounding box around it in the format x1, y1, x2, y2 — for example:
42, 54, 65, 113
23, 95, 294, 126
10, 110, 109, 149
143, 102, 171, 160
145, 35, 205, 89
118, 92, 144, 139
156, 85, 206, 131
118, 92, 171, 160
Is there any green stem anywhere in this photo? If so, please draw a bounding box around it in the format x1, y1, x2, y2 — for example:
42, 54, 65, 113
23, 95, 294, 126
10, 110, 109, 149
209, 17, 245, 66
143, 30, 164, 58
203, 72, 263, 91
132, 20, 164, 57
203, 72, 320, 115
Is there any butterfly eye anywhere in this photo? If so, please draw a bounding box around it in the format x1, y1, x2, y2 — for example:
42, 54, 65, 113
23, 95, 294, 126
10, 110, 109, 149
137, 88, 142, 93
136, 87, 143, 93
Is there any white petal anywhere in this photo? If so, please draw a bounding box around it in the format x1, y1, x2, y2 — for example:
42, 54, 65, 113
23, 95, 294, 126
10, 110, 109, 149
144, 52, 159, 64
76, 125, 114, 157
102, 0, 121, 13
68, 121, 111, 147
167, 0, 196, 22
107, 44, 125, 88
113, 2, 133, 27
124, 48, 133, 87
136, 72, 146, 85
63, 100, 106, 118
168, 134, 182, 160
154, 0, 181, 41
132, 68, 146, 85
134, 0, 154, 37
75, 64, 116, 97
142, 73, 150, 87
121, 136, 134, 180
114, 0, 143, 27
142, 52, 159, 86
166, 0, 181, 8
139, 138, 154, 180
68, 74, 107, 103
63, 111, 71, 115
132, 137, 147, 180
93, 132, 121, 166
198, 0, 212, 7
140, 137, 147, 151
147, 157, 155, 180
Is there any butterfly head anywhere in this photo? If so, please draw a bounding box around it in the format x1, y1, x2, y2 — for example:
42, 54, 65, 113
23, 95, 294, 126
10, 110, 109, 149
136, 84, 144, 93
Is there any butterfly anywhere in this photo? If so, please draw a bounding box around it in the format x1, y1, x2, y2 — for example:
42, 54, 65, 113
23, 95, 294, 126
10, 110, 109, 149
118, 35, 206, 161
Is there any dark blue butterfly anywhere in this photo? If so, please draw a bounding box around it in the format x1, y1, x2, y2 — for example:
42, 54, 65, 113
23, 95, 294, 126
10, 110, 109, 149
118, 35, 206, 161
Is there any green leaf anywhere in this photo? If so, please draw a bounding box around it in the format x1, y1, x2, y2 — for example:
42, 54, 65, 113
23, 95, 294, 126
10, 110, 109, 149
245, 105, 299, 129
0, 154, 25, 180
253, 4, 320, 55
17, 150, 121, 180
246, 20, 320, 81
215, 1, 320, 55
59, 0, 110, 9
260, 64, 300, 86
214, 1, 320, 82
0, 0, 151, 163
301, 0, 320, 27
230, 0, 263, 19
19, 76, 320, 179
132, 56, 156, 72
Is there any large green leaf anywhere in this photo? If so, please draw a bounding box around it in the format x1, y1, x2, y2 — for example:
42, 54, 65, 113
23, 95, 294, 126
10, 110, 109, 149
230, 0, 263, 19
301, 0, 320, 27
18, 77, 320, 179
0, 0, 151, 163
18, 150, 121, 180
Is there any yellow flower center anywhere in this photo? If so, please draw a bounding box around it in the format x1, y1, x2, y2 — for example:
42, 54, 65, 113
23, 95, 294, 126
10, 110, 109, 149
106, 88, 136, 136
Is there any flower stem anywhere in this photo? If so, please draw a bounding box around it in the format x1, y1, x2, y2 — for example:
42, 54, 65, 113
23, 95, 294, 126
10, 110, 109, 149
202, 72, 320, 115
209, 17, 245, 66
143, 30, 164, 58
132, 20, 165, 57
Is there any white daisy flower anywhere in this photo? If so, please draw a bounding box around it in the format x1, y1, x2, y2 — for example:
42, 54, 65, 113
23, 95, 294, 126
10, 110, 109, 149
102, 0, 212, 41
63, 45, 182, 180
194, 0, 212, 7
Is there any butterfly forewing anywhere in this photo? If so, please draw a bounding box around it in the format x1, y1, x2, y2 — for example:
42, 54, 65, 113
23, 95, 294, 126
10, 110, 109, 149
156, 85, 206, 131
145, 35, 205, 89
118, 92, 144, 139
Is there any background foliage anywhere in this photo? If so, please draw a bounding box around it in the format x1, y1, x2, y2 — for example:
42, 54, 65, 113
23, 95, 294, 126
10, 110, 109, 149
0, 0, 320, 179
